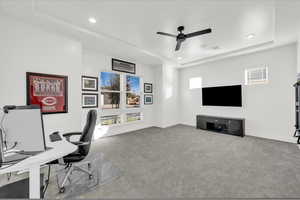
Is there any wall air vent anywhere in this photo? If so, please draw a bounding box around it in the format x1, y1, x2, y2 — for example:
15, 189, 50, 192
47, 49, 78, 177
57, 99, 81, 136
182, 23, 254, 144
245, 67, 268, 85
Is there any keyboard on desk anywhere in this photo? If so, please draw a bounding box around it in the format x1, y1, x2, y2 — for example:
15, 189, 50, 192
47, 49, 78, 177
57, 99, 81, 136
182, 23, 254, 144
49, 133, 62, 142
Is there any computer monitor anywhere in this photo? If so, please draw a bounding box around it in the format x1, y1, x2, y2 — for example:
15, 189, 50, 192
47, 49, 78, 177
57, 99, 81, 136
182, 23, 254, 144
3, 105, 46, 153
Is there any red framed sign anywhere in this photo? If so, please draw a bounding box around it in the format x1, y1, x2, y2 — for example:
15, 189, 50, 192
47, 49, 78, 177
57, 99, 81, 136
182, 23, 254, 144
26, 72, 68, 114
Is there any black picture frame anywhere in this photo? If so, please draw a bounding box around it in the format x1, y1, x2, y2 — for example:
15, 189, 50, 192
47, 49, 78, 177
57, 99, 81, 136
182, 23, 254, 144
82, 76, 98, 91
144, 94, 153, 105
112, 58, 136, 74
144, 83, 153, 93
26, 72, 68, 114
82, 93, 99, 108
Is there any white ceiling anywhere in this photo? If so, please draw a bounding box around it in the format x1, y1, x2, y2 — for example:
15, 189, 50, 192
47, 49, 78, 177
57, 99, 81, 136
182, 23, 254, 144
1, 0, 300, 67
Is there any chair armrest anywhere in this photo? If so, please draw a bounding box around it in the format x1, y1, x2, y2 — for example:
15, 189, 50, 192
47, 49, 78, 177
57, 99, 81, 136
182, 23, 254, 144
63, 132, 82, 141
71, 141, 90, 146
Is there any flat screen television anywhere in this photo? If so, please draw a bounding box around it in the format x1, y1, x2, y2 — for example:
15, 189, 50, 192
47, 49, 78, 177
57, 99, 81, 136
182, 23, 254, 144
202, 85, 242, 107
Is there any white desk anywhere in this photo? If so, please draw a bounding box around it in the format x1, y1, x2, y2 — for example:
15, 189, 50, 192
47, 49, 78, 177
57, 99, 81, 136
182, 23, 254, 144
0, 135, 77, 199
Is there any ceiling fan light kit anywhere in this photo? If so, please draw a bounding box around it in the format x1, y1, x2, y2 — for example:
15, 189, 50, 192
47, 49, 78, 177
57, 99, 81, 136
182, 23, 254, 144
157, 26, 212, 51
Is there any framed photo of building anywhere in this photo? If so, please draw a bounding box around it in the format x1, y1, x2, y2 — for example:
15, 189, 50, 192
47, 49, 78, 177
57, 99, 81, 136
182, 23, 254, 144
82, 76, 98, 91
112, 58, 136, 74
26, 72, 68, 114
144, 94, 153, 105
82, 93, 98, 108
144, 83, 153, 93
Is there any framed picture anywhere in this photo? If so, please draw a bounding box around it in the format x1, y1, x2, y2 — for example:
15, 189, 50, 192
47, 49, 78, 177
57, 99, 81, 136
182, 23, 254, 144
82, 76, 98, 91
144, 94, 153, 105
26, 72, 68, 114
82, 93, 98, 108
144, 83, 153, 93
112, 58, 136, 74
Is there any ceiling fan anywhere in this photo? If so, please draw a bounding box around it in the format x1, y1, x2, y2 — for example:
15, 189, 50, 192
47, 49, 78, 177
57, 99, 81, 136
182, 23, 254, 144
157, 26, 212, 51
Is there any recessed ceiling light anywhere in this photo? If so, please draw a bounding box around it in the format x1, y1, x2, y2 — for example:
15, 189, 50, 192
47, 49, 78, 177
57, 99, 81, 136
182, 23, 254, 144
88, 17, 97, 24
177, 57, 182, 60
246, 34, 255, 39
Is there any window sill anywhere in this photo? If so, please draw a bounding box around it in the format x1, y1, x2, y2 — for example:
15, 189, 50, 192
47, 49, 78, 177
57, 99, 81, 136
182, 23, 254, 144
99, 119, 143, 128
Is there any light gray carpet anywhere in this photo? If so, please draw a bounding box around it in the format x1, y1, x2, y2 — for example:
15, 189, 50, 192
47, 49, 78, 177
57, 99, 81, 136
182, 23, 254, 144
47, 125, 300, 199
45, 153, 121, 199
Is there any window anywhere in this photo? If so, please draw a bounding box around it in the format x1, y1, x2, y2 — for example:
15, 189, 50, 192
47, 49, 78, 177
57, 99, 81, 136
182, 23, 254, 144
189, 77, 202, 89
126, 75, 140, 108
100, 72, 120, 91
101, 92, 120, 109
100, 72, 121, 109
100, 115, 121, 126
245, 67, 268, 85
126, 112, 141, 123
100, 72, 143, 126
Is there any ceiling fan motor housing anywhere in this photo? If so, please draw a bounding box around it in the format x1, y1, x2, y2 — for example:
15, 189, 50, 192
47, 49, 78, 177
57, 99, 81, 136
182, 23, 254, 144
177, 26, 185, 32
177, 26, 186, 42
177, 33, 186, 42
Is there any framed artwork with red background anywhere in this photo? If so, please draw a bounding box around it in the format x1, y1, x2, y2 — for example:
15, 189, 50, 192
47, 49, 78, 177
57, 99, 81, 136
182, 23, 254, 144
26, 72, 68, 114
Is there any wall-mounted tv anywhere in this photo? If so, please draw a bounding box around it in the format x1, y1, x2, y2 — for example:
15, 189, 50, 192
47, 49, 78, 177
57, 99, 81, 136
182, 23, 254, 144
202, 85, 242, 107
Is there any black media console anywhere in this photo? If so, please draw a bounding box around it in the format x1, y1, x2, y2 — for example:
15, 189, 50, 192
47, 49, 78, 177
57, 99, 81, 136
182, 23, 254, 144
196, 115, 245, 137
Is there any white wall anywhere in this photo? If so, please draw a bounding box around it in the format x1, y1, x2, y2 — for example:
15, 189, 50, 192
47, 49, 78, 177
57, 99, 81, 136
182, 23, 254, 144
0, 14, 296, 144
0, 15, 160, 141
0, 16, 82, 142
179, 44, 297, 143
82, 50, 158, 137
298, 37, 300, 75
157, 62, 180, 128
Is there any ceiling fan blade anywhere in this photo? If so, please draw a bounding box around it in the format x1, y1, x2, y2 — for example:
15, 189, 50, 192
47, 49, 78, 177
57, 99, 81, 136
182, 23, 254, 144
157, 32, 177, 38
175, 41, 182, 51
185, 28, 212, 38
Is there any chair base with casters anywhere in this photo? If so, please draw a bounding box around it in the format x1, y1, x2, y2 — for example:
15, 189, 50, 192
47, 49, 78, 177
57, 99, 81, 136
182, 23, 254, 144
56, 160, 93, 193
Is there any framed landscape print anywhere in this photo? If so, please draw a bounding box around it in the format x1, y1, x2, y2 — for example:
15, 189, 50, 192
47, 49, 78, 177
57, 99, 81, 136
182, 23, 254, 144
82, 93, 98, 108
82, 76, 98, 91
112, 58, 136, 74
26, 72, 68, 114
144, 94, 153, 105
144, 83, 153, 93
